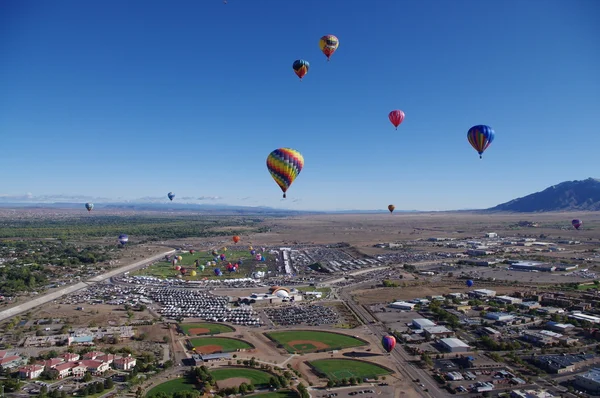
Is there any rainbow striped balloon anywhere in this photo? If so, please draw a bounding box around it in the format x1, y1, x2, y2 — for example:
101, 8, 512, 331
266, 148, 304, 198
467, 125, 495, 159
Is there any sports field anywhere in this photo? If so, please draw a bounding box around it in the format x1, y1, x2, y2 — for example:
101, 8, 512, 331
249, 390, 297, 398
310, 359, 392, 380
190, 337, 253, 354
179, 322, 234, 335
210, 367, 273, 387
133, 249, 269, 280
265, 330, 366, 353
145, 378, 196, 397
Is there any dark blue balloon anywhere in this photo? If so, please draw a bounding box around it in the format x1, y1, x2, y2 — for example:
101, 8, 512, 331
466, 279, 474, 287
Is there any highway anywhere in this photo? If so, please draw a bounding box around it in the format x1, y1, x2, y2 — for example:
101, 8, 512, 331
337, 284, 450, 398
0, 249, 176, 323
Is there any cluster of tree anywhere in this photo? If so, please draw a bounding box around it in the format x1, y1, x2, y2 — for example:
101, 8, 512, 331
75, 378, 113, 397
0, 215, 263, 239
381, 280, 399, 287
427, 301, 460, 329
478, 335, 522, 351
326, 375, 382, 388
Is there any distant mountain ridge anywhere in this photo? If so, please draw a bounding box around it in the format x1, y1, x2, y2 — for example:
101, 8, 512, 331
0, 201, 420, 215
488, 178, 600, 212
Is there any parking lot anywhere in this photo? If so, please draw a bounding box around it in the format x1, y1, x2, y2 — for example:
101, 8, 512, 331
264, 303, 340, 326
314, 384, 393, 398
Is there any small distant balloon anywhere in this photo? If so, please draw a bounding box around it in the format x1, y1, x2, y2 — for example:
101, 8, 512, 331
118, 234, 129, 245
233, 236, 240, 244
388, 204, 395, 214
177, 256, 182, 261
572, 219, 583, 230
466, 279, 474, 287
467, 125, 495, 159
292, 59, 310, 81
388, 110, 405, 130
319, 34, 339, 61
168, 192, 175, 201
85, 203, 94, 212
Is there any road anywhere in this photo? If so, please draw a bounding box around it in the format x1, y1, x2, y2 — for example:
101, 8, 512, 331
0, 248, 176, 322
337, 284, 449, 398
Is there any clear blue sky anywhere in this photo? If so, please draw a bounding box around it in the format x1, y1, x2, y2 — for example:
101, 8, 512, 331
1, 0, 599, 211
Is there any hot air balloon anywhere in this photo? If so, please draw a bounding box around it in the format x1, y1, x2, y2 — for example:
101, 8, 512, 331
220, 254, 226, 261
467, 125, 495, 159
466, 279, 474, 288
292, 59, 309, 81
381, 335, 396, 353
168, 192, 175, 201
199, 265, 205, 271
190, 250, 195, 254
319, 34, 339, 61
177, 256, 183, 261
388, 110, 405, 130
388, 204, 395, 214
248, 246, 253, 250
233, 236, 240, 244
572, 219, 583, 230
118, 234, 129, 245
222, 247, 228, 252
267, 148, 304, 198
191, 270, 197, 276
85, 203, 94, 212
251, 250, 256, 255
175, 265, 181, 271
214, 268, 222, 276
180, 267, 186, 275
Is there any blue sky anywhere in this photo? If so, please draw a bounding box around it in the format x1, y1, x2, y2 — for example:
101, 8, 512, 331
1, 0, 599, 211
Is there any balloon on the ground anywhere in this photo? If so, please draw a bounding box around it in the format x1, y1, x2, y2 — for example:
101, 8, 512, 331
466, 279, 474, 287
233, 236, 240, 244
467, 125, 495, 159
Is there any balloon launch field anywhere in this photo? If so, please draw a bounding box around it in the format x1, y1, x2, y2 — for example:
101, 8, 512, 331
132, 249, 270, 280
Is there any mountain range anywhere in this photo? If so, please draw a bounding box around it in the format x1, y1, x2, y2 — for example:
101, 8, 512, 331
487, 178, 600, 212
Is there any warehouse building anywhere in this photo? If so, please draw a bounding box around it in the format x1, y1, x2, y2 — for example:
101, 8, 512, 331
439, 337, 471, 353
412, 318, 436, 329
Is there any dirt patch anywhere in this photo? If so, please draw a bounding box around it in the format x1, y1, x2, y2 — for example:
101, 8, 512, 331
194, 344, 223, 354
216, 377, 251, 389
188, 327, 210, 335
138, 325, 169, 342
288, 339, 330, 351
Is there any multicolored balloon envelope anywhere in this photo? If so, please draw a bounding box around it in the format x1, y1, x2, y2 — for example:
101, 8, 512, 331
466, 279, 474, 287
168, 192, 175, 201
319, 34, 339, 61
388, 204, 395, 214
85, 203, 94, 212
389, 110, 405, 130
292, 59, 310, 80
572, 219, 583, 230
267, 148, 304, 198
118, 234, 129, 245
381, 335, 396, 353
467, 125, 495, 159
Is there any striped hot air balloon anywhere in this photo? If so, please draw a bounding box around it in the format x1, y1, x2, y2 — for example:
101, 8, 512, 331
381, 335, 396, 353
267, 148, 304, 198
467, 125, 495, 159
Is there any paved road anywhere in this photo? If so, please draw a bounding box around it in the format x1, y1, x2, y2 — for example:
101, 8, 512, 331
0, 249, 176, 322
337, 284, 448, 398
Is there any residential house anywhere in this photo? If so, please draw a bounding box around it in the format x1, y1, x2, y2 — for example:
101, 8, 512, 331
43, 358, 64, 369
72, 364, 87, 378
96, 354, 119, 365
79, 360, 109, 375
51, 362, 75, 379
61, 353, 80, 362
82, 351, 105, 360
0, 355, 23, 370
114, 355, 136, 371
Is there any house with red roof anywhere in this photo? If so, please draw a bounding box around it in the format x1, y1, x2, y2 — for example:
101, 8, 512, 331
18, 364, 44, 379
114, 355, 136, 371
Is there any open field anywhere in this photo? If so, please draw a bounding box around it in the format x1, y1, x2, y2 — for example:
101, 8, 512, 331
132, 249, 270, 279
309, 358, 392, 380
211, 367, 273, 387
145, 378, 197, 397
179, 322, 235, 335
249, 390, 297, 398
189, 337, 253, 353
265, 330, 367, 353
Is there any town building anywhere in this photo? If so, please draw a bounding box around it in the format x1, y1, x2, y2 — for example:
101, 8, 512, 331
471, 289, 496, 298
18, 364, 44, 379
569, 312, 600, 324
485, 312, 515, 322
479, 327, 502, 340
496, 295, 523, 305
114, 355, 136, 370
197, 353, 231, 362
545, 321, 575, 333
573, 367, 600, 394
389, 301, 416, 310
439, 338, 470, 353
412, 318, 436, 329
423, 326, 454, 339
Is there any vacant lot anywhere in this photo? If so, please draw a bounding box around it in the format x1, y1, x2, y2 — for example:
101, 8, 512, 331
309, 358, 392, 380
179, 322, 235, 335
189, 337, 253, 354
266, 330, 366, 353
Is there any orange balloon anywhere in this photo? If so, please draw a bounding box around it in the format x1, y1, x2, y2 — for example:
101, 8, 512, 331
232, 236, 240, 244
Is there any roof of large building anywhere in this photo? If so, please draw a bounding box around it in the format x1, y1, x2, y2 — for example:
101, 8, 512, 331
412, 318, 436, 328
576, 367, 600, 383
440, 338, 470, 348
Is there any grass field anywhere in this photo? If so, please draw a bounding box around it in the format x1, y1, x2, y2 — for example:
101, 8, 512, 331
310, 359, 392, 380
133, 249, 269, 280
190, 337, 253, 353
210, 368, 273, 387
179, 322, 234, 335
249, 390, 297, 398
146, 378, 196, 397
265, 330, 366, 353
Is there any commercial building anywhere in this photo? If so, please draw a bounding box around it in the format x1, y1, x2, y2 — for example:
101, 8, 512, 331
545, 321, 574, 333
412, 318, 436, 329
389, 301, 416, 310
509, 261, 556, 272
574, 367, 600, 394
198, 353, 231, 362
569, 312, 600, 324
18, 364, 44, 379
471, 289, 496, 298
496, 295, 523, 305
423, 326, 454, 339
485, 312, 515, 322
439, 338, 470, 353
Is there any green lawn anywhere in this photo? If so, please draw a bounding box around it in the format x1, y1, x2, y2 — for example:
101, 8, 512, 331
310, 359, 391, 380
249, 390, 297, 398
210, 368, 273, 387
132, 249, 267, 280
190, 337, 253, 352
146, 378, 197, 397
179, 322, 235, 335
578, 282, 599, 291
265, 330, 366, 353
